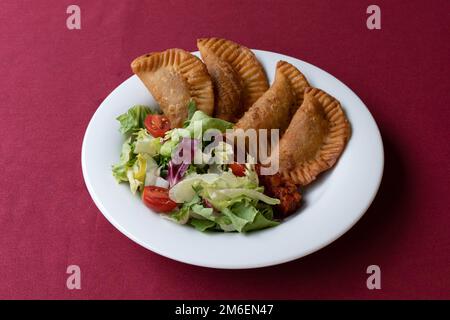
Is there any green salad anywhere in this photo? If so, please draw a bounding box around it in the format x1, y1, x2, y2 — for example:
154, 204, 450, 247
112, 102, 280, 232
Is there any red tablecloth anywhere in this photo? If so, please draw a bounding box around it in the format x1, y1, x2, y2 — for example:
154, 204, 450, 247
0, 0, 449, 299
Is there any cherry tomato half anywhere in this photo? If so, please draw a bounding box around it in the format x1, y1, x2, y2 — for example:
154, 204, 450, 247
142, 186, 177, 213
229, 163, 246, 177
144, 114, 171, 137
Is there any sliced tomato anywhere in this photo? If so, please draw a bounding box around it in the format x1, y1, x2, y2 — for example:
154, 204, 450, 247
144, 114, 171, 137
142, 186, 177, 213
229, 163, 246, 177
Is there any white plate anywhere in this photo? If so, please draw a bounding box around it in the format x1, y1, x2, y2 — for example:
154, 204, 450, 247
82, 50, 383, 269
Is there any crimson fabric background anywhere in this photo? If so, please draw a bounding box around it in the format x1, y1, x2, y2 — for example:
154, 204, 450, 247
0, 0, 449, 299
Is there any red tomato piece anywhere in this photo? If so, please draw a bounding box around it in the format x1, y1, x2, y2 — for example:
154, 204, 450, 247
144, 114, 171, 137
142, 186, 177, 213
229, 163, 246, 177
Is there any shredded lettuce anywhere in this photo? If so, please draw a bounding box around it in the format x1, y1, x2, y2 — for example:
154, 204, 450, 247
154, 177, 169, 188
160, 139, 180, 158
170, 207, 190, 225
169, 171, 262, 203
112, 137, 135, 182
113, 104, 281, 233
113, 105, 156, 183
171, 197, 278, 233
116, 105, 154, 135
170, 194, 202, 225
143, 155, 160, 187
187, 110, 233, 137
168, 170, 280, 232
171, 138, 199, 165
208, 189, 280, 206
169, 173, 222, 203
233, 202, 279, 232
190, 218, 216, 232
134, 129, 161, 156
118, 153, 162, 194
164, 110, 233, 155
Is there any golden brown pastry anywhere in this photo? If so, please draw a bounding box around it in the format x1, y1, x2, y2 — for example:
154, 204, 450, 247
197, 38, 269, 122
131, 48, 214, 128
276, 87, 351, 186
234, 60, 309, 135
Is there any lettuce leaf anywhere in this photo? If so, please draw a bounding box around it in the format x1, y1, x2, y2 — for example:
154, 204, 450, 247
143, 155, 160, 187
242, 212, 279, 232
190, 219, 216, 232
134, 128, 161, 156
187, 110, 233, 140
169, 194, 202, 225
168, 171, 275, 206
187, 200, 278, 233
220, 207, 251, 232
208, 189, 280, 206
170, 206, 190, 225
116, 105, 154, 135
235, 202, 279, 232
160, 139, 180, 158
201, 201, 278, 232
113, 106, 156, 183
112, 137, 135, 182
168, 170, 280, 232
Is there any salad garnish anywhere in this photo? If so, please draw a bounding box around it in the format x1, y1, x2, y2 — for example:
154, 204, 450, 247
112, 101, 283, 232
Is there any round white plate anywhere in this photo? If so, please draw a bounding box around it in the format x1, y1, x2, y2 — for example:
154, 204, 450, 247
82, 50, 383, 269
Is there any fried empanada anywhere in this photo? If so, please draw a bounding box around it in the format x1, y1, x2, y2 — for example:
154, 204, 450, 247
234, 60, 310, 135
197, 38, 269, 122
131, 48, 214, 128
276, 87, 351, 186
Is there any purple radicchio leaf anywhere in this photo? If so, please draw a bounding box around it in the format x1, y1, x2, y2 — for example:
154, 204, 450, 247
167, 138, 199, 187
167, 161, 189, 187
